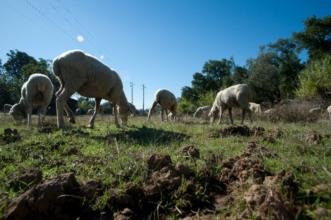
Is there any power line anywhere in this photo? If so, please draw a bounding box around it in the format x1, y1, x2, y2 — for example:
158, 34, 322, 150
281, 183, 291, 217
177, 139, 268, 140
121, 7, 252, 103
25, 0, 77, 43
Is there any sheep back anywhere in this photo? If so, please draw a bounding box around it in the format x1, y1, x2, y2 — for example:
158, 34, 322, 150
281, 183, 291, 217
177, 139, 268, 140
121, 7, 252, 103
53, 50, 124, 100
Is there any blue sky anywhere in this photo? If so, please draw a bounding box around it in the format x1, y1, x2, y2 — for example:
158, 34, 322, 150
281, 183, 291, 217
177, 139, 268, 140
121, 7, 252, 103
1, 0, 330, 109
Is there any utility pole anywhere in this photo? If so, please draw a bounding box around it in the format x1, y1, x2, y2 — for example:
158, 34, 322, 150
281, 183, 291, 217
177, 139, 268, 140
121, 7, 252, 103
130, 82, 134, 104
142, 84, 146, 113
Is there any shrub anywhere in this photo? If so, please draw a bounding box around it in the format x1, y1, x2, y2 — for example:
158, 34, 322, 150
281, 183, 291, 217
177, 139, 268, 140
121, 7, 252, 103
261, 101, 319, 123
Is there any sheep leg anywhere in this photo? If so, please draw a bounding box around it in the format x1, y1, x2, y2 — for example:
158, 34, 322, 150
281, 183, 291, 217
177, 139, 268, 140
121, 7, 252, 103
88, 98, 101, 128
24, 104, 32, 127
64, 103, 75, 123
241, 109, 246, 124
56, 88, 75, 129
147, 101, 158, 121
161, 109, 165, 121
218, 109, 223, 124
228, 108, 233, 124
38, 106, 47, 126
165, 109, 169, 121
113, 105, 120, 128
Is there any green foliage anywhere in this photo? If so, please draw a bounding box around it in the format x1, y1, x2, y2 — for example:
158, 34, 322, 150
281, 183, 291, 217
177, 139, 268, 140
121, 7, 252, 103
0, 50, 59, 108
177, 98, 196, 114
247, 48, 281, 103
293, 15, 331, 61
296, 55, 331, 98
197, 91, 216, 107
77, 97, 95, 112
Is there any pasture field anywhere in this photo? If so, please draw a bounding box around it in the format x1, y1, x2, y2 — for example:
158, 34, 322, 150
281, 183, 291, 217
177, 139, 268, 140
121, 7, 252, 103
0, 113, 330, 219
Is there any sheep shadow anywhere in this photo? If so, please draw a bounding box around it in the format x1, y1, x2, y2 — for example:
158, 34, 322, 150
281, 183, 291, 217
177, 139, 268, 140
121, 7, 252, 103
93, 126, 189, 146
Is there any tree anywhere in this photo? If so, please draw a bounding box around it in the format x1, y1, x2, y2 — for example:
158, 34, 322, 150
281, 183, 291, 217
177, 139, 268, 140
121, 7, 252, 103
296, 55, 331, 99
181, 86, 199, 103
3, 50, 36, 81
268, 38, 304, 98
202, 58, 235, 90
232, 66, 249, 84
293, 16, 331, 61
247, 48, 281, 103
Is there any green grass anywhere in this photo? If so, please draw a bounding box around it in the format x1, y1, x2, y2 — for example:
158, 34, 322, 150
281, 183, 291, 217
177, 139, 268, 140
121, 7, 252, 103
0, 113, 330, 218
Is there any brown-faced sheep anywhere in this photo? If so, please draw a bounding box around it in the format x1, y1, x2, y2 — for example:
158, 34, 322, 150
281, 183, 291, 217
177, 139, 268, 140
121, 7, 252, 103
147, 89, 177, 121
53, 50, 130, 129
9, 73, 54, 126
208, 84, 252, 124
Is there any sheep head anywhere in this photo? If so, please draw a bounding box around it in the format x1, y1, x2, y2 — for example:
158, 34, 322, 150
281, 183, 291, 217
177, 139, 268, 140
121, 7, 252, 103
9, 103, 26, 122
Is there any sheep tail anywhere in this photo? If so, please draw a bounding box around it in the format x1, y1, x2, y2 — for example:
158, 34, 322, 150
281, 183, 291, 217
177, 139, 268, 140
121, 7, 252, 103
52, 60, 61, 78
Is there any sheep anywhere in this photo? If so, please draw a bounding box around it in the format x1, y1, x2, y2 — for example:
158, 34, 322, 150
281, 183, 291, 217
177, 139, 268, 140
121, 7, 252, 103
128, 103, 138, 116
193, 106, 211, 120
264, 108, 275, 114
327, 105, 331, 120
53, 50, 130, 129
3, 104, 12, 113
208, 84, 252, 124
87, 108, 94, 115
309, 107, 322, 114
9, 73, 54, 126
147, 89, 177, 121
249, 102, 262, 114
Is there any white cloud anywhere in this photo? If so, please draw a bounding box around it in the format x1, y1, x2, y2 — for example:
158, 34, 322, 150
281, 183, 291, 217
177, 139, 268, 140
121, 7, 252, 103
76, 35, 84, 43
100, 55, 104, 60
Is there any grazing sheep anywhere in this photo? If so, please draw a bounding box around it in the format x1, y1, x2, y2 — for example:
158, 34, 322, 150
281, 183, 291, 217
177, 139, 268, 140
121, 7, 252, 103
249, 102, 262, 114
264, 108, 275, 114
208, 84, 252, 124
147, 89, 177, 121
128, 103, 138, 116
193, 106, 211, 120
3, 104, 12, 113
327, 106, 331, 120
87, 108, 94, 115
9, 73, 54, 126
309, 107, 322, 114
53, 50, 130, 129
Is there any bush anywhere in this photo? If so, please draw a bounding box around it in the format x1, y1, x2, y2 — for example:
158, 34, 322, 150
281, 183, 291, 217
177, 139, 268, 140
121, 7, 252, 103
296, 55, 331, 98
261, 101, 320, 123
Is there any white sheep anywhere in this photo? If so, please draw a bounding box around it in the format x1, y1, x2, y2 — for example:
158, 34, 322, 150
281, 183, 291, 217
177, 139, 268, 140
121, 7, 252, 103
309, 107, 322, 114
53, 50, 130, 129
208, 84, 252, 124
147, 89, 177, 121
249, 102, 262, 114
193, 106, 211, 120
86, 108, 94, 115
327, 105, 331, 120
263, 108, 275, 114
9, 73, 54, 126
3, 104, 13, 113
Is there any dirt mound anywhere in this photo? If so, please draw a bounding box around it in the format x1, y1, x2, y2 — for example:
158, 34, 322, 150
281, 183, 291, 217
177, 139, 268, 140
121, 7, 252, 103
240, 184, 293, 220
305, 131, 322, 145
220, 142, 275, 188
180, 145, 200, 159
1, 128, 21, 144
38, 123, 57, 133
264, 170, 299, 200
209, 126, 265, 138
5, 173, 83, 220
8, 168, 42, 191
147, 154, 172, 171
